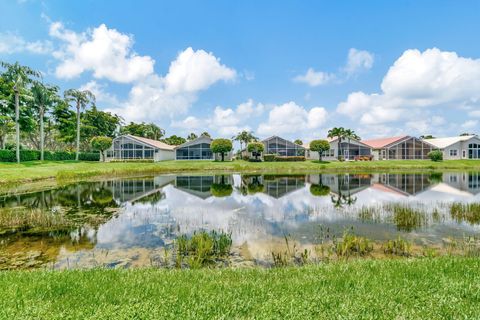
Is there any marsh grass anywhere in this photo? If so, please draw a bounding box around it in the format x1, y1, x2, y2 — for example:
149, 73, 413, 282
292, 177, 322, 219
0, 208, 74, 234
383, 237, 412, 256
333, 230, 373, 258
450, 202, 480, 225
387, 203, 428, 231
175, 230, 232, 268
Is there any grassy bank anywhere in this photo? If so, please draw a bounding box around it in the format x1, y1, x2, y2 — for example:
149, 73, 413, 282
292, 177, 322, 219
2, 159, 480, 187
0, 257, 479, 319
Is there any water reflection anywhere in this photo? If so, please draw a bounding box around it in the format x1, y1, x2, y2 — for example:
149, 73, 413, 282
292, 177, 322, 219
2, 172, 480, 269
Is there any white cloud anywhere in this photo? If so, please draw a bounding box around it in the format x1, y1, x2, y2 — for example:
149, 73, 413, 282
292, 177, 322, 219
164, 47, 236, 94
337, 48, 480, 135
49, 22, 155, 83
257, 102, 327, 136
293, 68, 334, 87
172, 99, 263, 136
462, 120, 478, 130
469, 110, 480, 118
293, 48, 374, 87
79, 81, 120, 106
343, 48, 374, 76
0, 32, 52, 54
106, 47, 237, 122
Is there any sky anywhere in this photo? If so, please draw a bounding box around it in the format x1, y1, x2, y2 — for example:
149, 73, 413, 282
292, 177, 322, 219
1, 0, 480, 142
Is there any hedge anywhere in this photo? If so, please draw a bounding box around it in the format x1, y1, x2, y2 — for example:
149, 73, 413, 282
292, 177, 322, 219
0, 149, 100, 162
262, 154, 305, 162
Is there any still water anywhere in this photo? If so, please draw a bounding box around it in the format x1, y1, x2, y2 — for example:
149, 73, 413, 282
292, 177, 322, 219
1, 172, 480, 269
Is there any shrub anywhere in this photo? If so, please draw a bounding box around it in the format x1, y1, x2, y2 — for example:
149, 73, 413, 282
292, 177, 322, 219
428, 150, 443, 162
20, 150, 40, 161
274, 156, 305, 162
44, 151, 76, 161
79, 152, 101, 161
383, 237, 412, 256
210, 139, 233, 162
263, 154, 276, 162
0, 150, 15, 162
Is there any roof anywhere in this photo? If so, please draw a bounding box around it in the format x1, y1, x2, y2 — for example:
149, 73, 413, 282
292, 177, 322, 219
424, 135, 478, 149
262, 135, 304, 147
175, 135, 213, 149
362, 136, 409, 149
127, 135, 175, 151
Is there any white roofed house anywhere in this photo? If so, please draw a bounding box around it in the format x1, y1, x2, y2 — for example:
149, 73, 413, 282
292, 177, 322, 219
303, 137, 372, 161
424, 135, 480, 160
106, 134, 175, 162
175, 135, 232, 161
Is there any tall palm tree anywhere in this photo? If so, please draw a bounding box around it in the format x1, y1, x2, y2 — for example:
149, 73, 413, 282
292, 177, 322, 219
343, 129, 360, 161
327, 127, 346, 160
64, 89, 95, 161
31, 82, 58, 161
0, 62, 40, 163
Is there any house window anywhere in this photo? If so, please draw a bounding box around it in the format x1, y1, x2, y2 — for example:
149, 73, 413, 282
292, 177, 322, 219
449, 149, 458, 157
322, 149, 335, 157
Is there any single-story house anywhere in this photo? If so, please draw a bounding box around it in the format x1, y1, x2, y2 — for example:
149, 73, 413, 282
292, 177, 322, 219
262, 136, 305, 156
362, 136, 435, 160
423, 135, 480, 160
303, 137, 372, 161
175, 135, 232, 161
106, 134, 175, 162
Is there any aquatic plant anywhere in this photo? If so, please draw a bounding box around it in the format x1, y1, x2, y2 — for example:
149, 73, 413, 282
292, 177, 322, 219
383, 237, 412, 257
388, 204, 427, 232
450, 203, 480, 225
333, 230, 373, 258
175, 230, 232, 268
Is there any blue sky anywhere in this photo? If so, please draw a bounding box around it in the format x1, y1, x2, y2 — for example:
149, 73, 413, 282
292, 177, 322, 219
1, 0, 480, 141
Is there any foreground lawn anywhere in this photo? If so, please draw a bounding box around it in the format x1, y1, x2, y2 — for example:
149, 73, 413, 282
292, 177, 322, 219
0, 257, 479, 319
2, 159, 480, 186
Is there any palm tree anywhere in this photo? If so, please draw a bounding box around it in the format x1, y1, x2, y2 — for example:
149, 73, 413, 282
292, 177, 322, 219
64, 89, 96, 161
343, 129, 360, 161
327, 127, 346, 160
0, 62, 40, 163
187, 132, 198, 141
31, 82, 58, 161
233, 130, 258, 159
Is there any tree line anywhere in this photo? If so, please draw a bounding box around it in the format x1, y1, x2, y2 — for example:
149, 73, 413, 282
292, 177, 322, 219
0, 61, 218, 162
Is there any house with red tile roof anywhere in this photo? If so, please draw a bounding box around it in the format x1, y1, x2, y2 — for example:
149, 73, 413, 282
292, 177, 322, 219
362, 136, 436, 160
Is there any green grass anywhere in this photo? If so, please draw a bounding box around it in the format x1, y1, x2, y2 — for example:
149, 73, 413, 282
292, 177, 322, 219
2, 159, 480, 187
0, 257, 479, 319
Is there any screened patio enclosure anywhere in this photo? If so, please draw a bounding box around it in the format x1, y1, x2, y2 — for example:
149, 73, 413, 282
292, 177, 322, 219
175, 142, 213, 160
107, 135, 175, 162
262, 136, 305, 156
337, 142, 371, 160
366, 136, 435, 160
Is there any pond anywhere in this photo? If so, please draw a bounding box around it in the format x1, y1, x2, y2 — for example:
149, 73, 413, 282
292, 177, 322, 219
1, 172, 480, 269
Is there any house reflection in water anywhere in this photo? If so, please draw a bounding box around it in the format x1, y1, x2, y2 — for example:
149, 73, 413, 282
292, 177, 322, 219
109, 176, 175, 203
174, 175, 234, 199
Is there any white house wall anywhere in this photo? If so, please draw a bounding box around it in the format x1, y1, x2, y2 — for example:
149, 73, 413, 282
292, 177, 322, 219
154, 149, 175, 161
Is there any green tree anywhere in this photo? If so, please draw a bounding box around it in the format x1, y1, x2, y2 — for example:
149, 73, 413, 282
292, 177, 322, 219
90, 136, 113, 162
294, 139, 303, 145
0, 62, 40, 162
233, 130, 258, 159
51, 99, 76, 147
211, 138, 232, 161
0, 115, 14, 149
327, 127, 346, 160
309, 139, 330, 162
162, 135, 186, 146
82, 106, 121, 140
343, 129, 360, 160
200, 131, 211, 137
121, 122, 165, 140
64, 89, 96, 161
420, 135, 435, 139
31, 82, 59, 160
187, 132, 198, 141
247, 142, 264, 161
